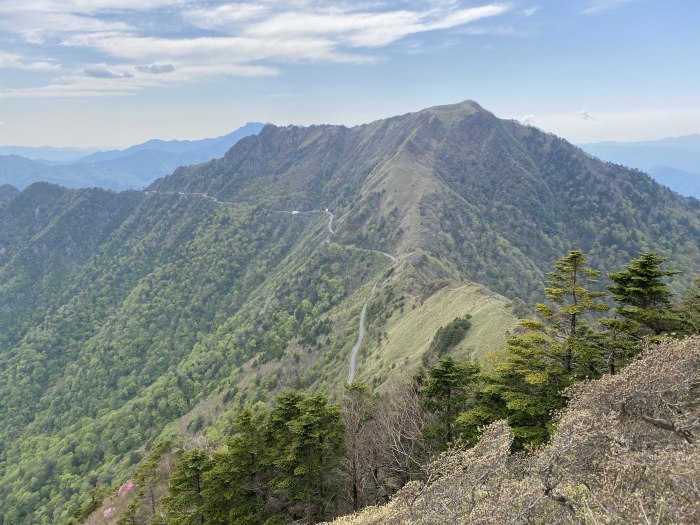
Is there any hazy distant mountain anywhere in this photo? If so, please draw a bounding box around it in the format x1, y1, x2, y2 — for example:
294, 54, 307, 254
76, 122, 266, 164
580, 135, 700, 198
0, 146, 94, 163
0, 122, 266, 191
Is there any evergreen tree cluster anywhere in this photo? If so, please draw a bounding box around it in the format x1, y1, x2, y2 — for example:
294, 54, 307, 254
161, 391, 344, 525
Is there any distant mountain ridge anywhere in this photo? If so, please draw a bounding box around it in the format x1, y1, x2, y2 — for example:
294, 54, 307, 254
0, 122, 266, 191
580, 134, 700, 198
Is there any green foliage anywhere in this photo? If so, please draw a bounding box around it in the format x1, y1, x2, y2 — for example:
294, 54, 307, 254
2, 104, 700, 523
418, 357, 479, 447
169, 390, 344, 525
608, 252, 680, 336
0, 188, 376, 524
163, 449, 213, 525
425, 315, 472, 359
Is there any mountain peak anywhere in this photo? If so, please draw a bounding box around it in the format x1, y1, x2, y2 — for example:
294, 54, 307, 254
418, 100, 489, 122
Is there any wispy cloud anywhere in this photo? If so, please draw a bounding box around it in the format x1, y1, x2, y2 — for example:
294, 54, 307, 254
84, 66, 133, 79
0, 51, 60, 71
579, 109, 599, 121
135, 63, 175, 74
0, 1, 512, 98
523, 6, 540, 17
582, 0, 636, 15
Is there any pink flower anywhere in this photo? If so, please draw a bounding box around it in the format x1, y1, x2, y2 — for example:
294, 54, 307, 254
117, 480, 136, 497
103, 507, 114, 519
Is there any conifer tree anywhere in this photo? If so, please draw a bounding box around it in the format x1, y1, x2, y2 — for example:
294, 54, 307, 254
527, 249, 608, 377
164, 449, 212, 525
202, 409, 267, 525
463, 250, 608, 447
419, 356, 479, 447
282, 393, 345, 523
607, 252, 680, 336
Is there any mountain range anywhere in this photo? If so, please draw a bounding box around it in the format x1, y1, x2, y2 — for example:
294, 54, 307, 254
0, 101, 698, 524
0, 123, 265, 191
580, 134, 700, 198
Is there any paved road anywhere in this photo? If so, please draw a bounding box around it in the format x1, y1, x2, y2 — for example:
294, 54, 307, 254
347, 282, 379, 383
147, 189, 395, 382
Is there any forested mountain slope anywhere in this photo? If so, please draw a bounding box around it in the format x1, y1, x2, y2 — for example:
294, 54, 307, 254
154, 101, 700, 301
0, 101, 698, 523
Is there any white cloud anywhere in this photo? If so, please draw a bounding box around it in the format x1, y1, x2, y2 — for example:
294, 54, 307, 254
243, 5, 509, 48
84, 66, 133, 79
0, 51, 60, 71
185, 3, 271, 29
0, 2, 512, 98
582, 0, 636, 15
579, 109, 599, 121
523, 6, 540, 17
135, 63, 175, 74
0, 121, 5, 126
521, 114, 536, 125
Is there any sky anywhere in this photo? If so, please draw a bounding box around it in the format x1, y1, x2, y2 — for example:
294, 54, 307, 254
0, 0, 698, 148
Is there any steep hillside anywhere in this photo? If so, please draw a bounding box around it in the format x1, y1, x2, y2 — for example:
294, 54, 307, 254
154, 101, 700, 301
0, 101, 699, 524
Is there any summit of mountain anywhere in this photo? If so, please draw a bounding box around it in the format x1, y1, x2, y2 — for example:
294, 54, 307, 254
152, 99, 700, 302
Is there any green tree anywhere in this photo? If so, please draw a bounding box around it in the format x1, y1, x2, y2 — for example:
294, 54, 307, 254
418, 356, 479, 447
490, 332, 568, 446
275, 393, 345, 523
460, 251, 607, 447
528, 250, 608, 378
425, 315, 472, 360
164, 449, 212, 525
607, 252, 680, 336
202, 409, 268, 525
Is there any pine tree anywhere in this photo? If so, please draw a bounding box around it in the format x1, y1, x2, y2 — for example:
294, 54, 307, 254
164, 449, 212, 525
607, 252, 680, 336
463, 251, 608, 447
265, 391, 345, 524
418, 356, 479, 448
490, 332, 568, 446
529, 250, 608, 377
202, 409, 268, 525
283, 393, 345, 523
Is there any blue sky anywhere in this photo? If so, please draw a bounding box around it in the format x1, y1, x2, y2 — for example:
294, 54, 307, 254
0, 0, 698, 148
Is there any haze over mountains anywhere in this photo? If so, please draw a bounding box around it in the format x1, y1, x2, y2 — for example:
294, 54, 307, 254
0, 123, 265, 191
0, 101, 699, 524
580, 134, 700, 198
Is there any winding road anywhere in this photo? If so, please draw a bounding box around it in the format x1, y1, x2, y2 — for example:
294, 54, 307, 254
146, 190, 395, 383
